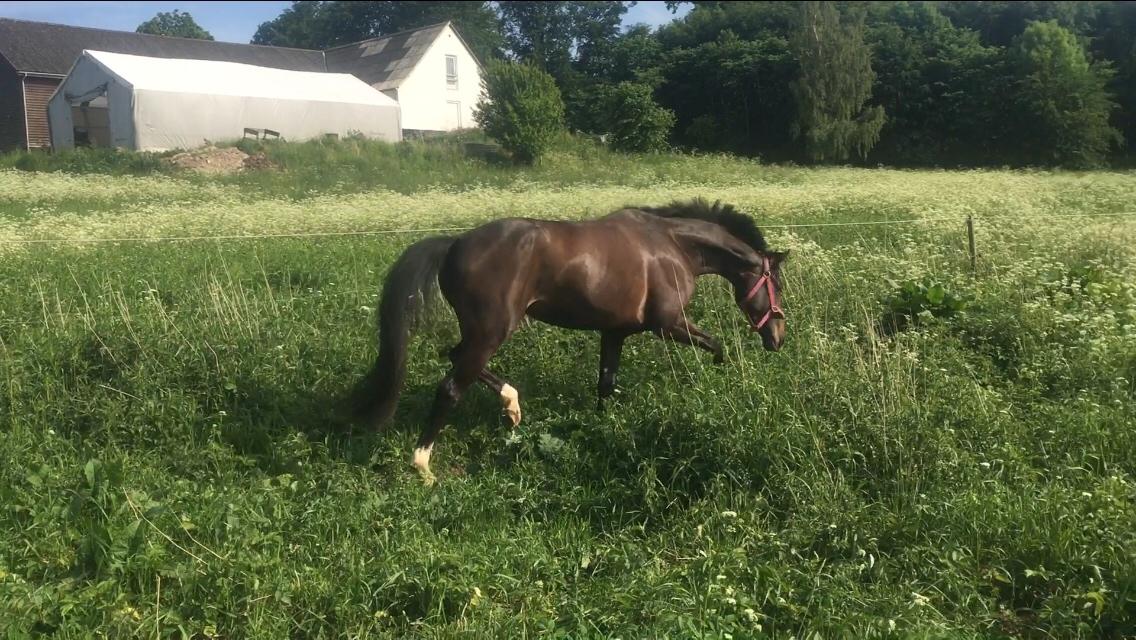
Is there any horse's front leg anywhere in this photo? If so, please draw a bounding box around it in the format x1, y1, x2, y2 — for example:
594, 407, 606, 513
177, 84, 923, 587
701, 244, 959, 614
656, 320, 724, 364
596, 331, 628, 411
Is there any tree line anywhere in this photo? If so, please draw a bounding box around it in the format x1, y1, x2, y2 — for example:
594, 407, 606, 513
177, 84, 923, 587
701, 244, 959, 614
143, 1, 1136, 168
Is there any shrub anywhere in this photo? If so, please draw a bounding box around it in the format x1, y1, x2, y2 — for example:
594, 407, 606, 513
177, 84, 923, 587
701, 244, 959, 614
882, 277, 971, 333
474, 60, 565, 165
598, 82, 676, 153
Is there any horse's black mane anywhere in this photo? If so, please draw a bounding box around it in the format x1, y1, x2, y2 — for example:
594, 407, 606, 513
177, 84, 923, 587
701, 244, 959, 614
637, 198, 768, 253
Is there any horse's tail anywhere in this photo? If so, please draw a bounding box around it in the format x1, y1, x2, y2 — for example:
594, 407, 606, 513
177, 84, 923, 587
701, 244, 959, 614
351, 235, 458, 428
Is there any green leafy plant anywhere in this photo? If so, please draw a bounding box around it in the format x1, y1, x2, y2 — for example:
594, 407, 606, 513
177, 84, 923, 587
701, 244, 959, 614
474, 60, 565, 165
598, 82, 676, 153
882, 277, 971, 331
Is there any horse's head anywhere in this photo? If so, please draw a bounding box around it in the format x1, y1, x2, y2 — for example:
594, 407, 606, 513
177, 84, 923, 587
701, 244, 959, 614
735, 251, 788, 351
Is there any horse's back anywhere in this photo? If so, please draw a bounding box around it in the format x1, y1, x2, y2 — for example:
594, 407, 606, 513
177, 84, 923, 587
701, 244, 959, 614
450, 212, 659, 265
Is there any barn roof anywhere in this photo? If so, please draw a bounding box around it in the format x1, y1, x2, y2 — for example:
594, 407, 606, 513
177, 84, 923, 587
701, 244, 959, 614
0, 17, 326, 76
76, 50, 399, 106
324, 21, 459, 90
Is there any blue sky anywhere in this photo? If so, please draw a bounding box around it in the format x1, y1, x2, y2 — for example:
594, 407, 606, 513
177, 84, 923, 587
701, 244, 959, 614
0, 1, 690, 45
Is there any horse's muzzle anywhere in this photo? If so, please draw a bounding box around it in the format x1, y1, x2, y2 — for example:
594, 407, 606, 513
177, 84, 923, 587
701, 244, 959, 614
757, 318, 785, 351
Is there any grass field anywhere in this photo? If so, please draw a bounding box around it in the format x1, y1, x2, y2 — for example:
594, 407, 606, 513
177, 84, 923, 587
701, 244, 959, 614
1, 141, 1134, 638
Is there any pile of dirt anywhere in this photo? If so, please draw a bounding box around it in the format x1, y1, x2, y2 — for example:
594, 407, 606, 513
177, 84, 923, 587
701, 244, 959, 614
242, 152, 277, 171
166, 146, 250, 174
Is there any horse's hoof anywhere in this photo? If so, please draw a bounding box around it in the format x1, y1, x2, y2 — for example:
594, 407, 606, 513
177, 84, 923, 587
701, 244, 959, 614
500, 384, 521, 428
413, 446, 436, 486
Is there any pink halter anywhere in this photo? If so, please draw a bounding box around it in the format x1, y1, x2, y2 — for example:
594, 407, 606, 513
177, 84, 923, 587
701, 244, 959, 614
740, 256, 784, 331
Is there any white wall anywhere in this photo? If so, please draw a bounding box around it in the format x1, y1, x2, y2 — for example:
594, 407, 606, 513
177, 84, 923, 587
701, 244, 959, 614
129, 90, 401, 151
397, 24, 484, 132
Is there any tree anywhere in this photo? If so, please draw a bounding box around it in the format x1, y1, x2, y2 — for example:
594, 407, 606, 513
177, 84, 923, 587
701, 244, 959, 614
599, 82, 676, 152
569, 2, 630, 74
566, 23, 666, 134
938, 1, 1101, 48
1089, 1, 1136, 159
790, 1, 885, 162
660, 30, 796, 155
1009, 20, 1122, 167
866, 1, 1008, 165
496, 2, 630, 79
648, 2, 800, 156
136, 10, 213, 40
252, 1, 503, 62
585, 23, 664, 87
475, 60, 565, 164
496, 2, 631, 132
657, 0, 796, 50
251, 1, 322, 48
497, 2, 577, 82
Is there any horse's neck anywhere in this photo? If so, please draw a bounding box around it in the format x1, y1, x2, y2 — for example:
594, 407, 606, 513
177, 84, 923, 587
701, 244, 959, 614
668, 220, 751, 278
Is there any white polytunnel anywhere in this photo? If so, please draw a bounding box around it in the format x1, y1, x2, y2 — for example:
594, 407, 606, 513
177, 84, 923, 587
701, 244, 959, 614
47, 50, 402, 151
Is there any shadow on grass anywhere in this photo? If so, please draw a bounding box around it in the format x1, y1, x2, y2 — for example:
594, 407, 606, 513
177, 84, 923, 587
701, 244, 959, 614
214, 376, 363, 471
211, 370, 519, 477
208, 355, 778, 532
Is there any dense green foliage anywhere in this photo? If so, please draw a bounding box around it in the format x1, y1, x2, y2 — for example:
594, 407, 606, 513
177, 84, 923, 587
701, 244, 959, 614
135, 10, 213, 40
248, 1, 1136, 166
864, 2, 1003, 164
650, 1, 1128, 165
474, 61, 566, 164
596, 82, 676, 153
1, 144, 1134, 637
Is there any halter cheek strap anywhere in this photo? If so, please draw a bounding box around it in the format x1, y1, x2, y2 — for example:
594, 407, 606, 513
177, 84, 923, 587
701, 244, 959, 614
740, 257, 784, 331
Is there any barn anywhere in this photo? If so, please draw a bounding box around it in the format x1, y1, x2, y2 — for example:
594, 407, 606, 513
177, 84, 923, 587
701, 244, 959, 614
0, 18, 325, 151
0, 17, 484, 152
48, 50, 401, 151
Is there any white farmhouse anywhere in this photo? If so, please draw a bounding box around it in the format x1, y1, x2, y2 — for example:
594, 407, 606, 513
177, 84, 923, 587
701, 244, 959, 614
325, 22, 485, 136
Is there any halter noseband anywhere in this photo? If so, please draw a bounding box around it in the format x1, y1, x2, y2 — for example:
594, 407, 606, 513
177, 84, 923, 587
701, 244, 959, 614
740, 256, 784, 331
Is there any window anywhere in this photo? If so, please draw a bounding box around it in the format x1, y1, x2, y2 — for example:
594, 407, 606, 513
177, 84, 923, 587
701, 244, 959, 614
446, 55, 458, 88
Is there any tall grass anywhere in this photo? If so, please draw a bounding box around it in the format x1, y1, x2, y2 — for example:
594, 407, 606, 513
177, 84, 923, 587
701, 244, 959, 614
0, 155, 1134, 638
1, 132, 775, 199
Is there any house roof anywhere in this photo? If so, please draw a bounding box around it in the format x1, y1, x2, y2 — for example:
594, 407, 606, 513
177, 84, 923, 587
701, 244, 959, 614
324, 21, 456, 90
0, 17, 326, 76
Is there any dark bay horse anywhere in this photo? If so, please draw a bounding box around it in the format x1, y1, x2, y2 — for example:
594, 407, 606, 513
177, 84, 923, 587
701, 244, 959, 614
352, 199, 788, 483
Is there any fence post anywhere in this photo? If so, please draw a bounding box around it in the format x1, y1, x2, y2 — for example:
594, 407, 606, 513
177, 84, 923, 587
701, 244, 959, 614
966, 215, 977, 274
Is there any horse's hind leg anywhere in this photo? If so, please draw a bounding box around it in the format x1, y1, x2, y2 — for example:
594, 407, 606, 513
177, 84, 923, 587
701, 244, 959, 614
414, 334, 504, 485
478, 370, 521, 428
447, 343, 521, 428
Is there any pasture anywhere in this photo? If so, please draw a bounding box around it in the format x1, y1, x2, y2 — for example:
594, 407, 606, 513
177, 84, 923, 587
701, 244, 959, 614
1, 147, 1134, 638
